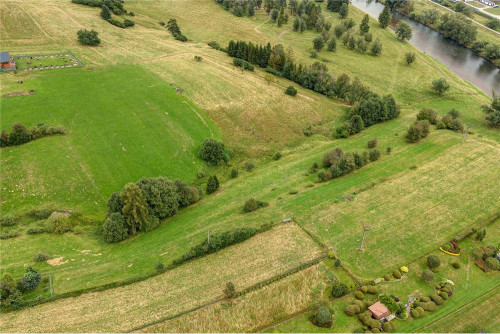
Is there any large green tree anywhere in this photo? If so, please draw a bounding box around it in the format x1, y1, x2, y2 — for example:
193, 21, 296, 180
136, 177, 179, 219
378, 5, 391, 28
396, 20, 412, 40
121, 183, 148, 234
482, 94, 500, 127
360, 14, 370, 34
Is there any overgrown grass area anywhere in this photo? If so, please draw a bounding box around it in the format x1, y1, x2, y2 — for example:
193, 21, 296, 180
0, 65, 219, 216
141, 264, 329, 333
0, 223, 323, 332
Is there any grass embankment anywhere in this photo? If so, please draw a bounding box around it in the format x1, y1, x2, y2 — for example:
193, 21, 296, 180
0, 223, 323, 332
0, 65, 219, 216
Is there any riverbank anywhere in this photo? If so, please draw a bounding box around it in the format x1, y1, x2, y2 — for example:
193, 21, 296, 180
383, 0, 500, 68
350, 0, 500, 96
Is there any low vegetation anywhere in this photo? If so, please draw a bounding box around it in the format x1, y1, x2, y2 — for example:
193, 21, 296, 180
0, 123, 66, 147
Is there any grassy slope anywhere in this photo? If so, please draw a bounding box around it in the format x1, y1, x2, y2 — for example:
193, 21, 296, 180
1, 65, 219, 216
0, 223, 323, 332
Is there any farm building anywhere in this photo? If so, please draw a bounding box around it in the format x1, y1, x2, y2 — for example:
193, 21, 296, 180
0, 52, 16, 70
476, 0, 498, 7
368, 301, 391, 320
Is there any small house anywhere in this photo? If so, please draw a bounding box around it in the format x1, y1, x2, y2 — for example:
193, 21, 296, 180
0, 52, 16, 70
368, 301, 391, 320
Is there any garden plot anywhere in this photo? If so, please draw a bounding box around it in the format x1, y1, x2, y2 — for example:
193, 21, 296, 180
14, 53, 81, 71
0, 223, 324, 332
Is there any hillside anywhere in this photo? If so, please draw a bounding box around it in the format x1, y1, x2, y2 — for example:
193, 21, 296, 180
0, 0, 499, 333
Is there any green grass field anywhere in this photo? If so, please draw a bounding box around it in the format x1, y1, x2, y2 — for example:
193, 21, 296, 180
485, 7, 500, 15
1, 65, 219, 216
0, 0, 499, 332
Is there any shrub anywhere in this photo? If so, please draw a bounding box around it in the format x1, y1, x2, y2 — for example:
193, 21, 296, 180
208, 41, 221, 50
355, 291, 365, 300
384, 274, 392, 281
430, 294, 444, 305
417, 108, 438, 125
422, 269, 434, 282
102, 212, 128, 243
123, 19, 135, 27
369, 149, 380, 162
439, 291, 449, 300
224, 282, 236, 298
386, 146, 392, 154
416, 306, 425, 316
367, 138, 377, 149
0, 215, 17, 227
427, 255, 441, 269
451, 261, 460, 269
206, 175, 220, 194
244, 161, 255, 171
421, 301, 437, 311
405, 52, 416, 65
366, 286, 377, 294
20, 267, 41, 291
0, 231, 19, 239
406, 120, 430, 143
77, 29, 101, 45
198, 139, 226, 164
383, 321, 396, 333
233, 58, 254, 71
420, 296, 430, 302
155, 262, 165, 272
410, 309, 420, 318
285, 86, 298, 96
332, 282, 348, 297
335, 258, 342, 267
273, 152, 282, 160
26, 224, 46, 235
432, 78, 450, 96
242, 198, 268, 213
379, 294, 399, 313
361, 286, 368, 293
230, 169, 239, 178
27, 208, 53, 220
313, 305, 333, 328
344, 304, 358, 316
393, 269, 402, 279
485, 257, 500, 271
46, 212, 72, 234
33, 253, 50, 262
107, 192, 123, 214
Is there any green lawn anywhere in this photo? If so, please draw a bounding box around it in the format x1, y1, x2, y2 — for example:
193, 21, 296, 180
468, 1, 486, 8
485, 7, 500, 15
0, 65, 219, 216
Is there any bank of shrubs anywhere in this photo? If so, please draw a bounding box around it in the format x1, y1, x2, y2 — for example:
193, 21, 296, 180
171, 225, 272, 266
316, 144, 380, 183
472, 244, 500, 272
233, 58, 254, 71
0, 267, 42, 309
344, 294, 398, 332
166, 19, 187, 41
406, 108, 464, 143
1, 123, 66, 147
198, 138, 231, 165
409, 281, 455, 319
102, 177, 202, 243
73, 0, 135, 28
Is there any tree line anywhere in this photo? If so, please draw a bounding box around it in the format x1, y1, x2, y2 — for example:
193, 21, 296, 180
72, 0, 135, 29
226, 40, 400, 137
1, 123, 66, 147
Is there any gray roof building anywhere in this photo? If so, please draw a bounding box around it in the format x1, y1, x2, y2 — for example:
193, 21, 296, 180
0, 52, 11, 63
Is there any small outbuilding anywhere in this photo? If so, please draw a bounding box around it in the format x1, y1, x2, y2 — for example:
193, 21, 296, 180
368, 301, 391, 320
0, 52, 16, 70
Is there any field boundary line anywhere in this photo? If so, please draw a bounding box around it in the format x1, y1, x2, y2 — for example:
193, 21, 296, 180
127, 255, 327, 333
415, 284, 500, 332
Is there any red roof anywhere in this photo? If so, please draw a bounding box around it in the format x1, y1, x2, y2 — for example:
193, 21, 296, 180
368, 301, 391, 320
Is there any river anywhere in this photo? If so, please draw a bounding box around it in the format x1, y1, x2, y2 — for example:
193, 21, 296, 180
350, 0, 500, 97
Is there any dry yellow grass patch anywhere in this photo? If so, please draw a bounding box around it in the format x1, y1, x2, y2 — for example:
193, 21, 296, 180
140, 264, 328, 333
0, 223, 323, 333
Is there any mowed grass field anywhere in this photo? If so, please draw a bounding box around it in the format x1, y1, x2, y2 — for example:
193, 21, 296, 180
142, 264, 329, 333
1, 65, 219, 216
0, 223, 324, 332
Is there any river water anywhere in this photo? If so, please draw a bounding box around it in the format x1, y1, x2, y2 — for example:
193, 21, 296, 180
350, 0, 500, 97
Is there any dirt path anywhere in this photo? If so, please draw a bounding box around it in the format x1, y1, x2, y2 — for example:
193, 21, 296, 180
255, 17, 271, 33
279, 29, 291, 39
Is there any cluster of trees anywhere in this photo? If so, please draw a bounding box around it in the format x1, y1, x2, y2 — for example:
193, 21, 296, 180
406, 108, 464, 143
0, 267, 41, 309
335, 91, 400, 138
100, 4, 134, 28
165, 19, 187, 41
102, 177, 202, 243
316, 145, 381, 182
242, 198, 268, 213
439, 13, 476, 46
482, 93, 500, 127
215, 0, 261, 17
77, 29, 101, 45
312, 305, 333, 328
290, 0, 329, 32
0, 123, 66, 147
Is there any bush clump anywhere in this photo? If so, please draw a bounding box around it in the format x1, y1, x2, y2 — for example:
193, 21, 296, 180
0, 215, 18, 227
285, 86, 298, 96
224, 282, 236, 298
451, 261, 461, 269
233, 58, 254, 71
406, 120, 430, 143
230, 169, 239, 178
313, 305, 333, 328
417, 108, 438, 124
46, 212, 72, 234
422, 269, 434, 282
242, 198, 269, 213
20, 267, 41, 291
206, 175, 220, 194
102, 212, 128, 243
392, 269, 402, 279
332, 282, 348, 298
354, 291, 365, 300
198, 139, 228, 164
77, 29, 101, 45
33, 253, 50, 262
427, 255, 441, 270
367, 138, 377, 148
